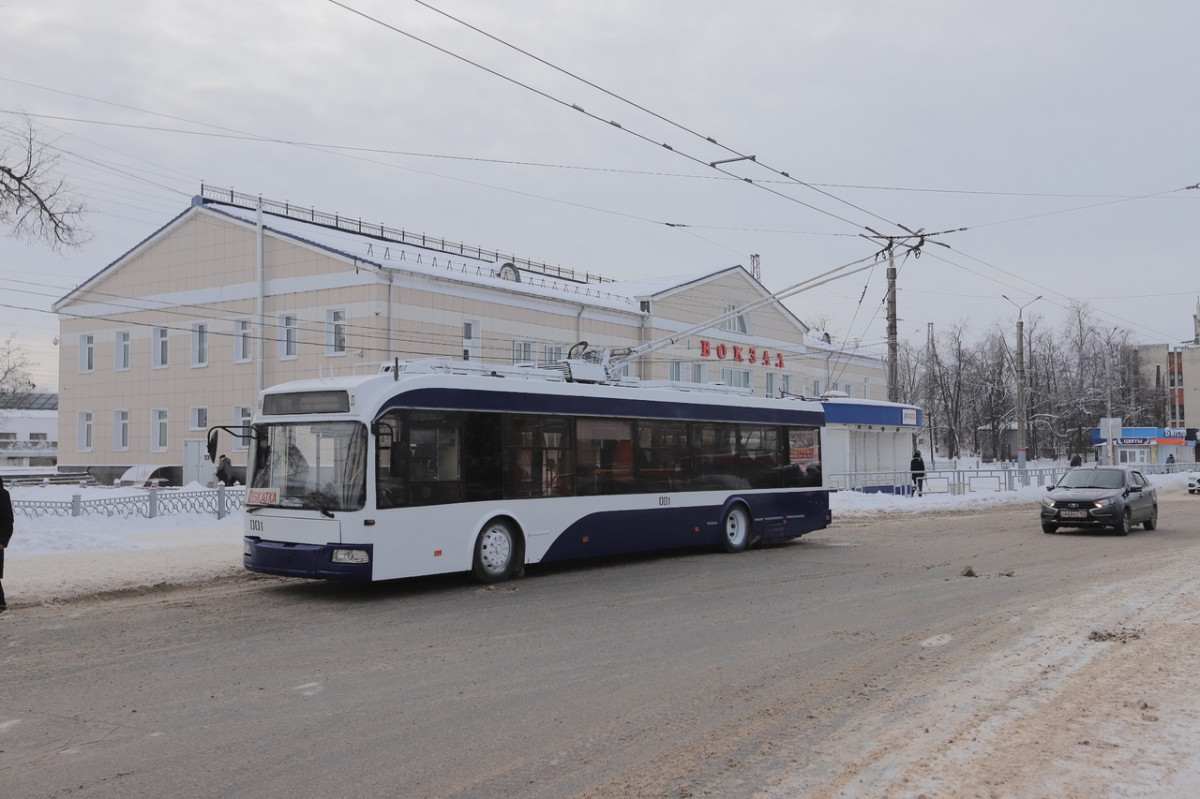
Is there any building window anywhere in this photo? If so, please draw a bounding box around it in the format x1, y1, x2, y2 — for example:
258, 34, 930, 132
719, 304, 750, 335
151, 409, 169, 452
765, 372, 777, 398
115, 330, 131, 371
114, 409, 130, 451
78, 334, 94, 373
668, 361, 682, 381
153, 327, 169, 368
326, 308, 347, 355
463, 319, 481, 361
689, 363, 706, 383
279, 314, 299, 359
543, 344, 566, 364
512, 340, 537, 366
781, 374, 794, 395
190, 407, 208, 430
78, 411, 93, 452
234, 406, 253, 450
235, 319, 253, 363
191, 322, 209, 367
721, 368, 751, 389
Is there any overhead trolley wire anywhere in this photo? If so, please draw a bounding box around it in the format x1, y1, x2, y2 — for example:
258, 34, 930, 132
326, 0, 936, 243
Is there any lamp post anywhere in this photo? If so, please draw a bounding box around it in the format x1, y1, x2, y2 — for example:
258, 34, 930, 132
1003, 295, 1042, 475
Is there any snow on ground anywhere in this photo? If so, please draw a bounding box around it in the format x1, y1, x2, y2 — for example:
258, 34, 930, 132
5, 471, 1191, 604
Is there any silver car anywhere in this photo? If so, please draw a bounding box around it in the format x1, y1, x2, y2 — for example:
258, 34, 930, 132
1040, 466, 1158, 535
1189, 471, 1200, 495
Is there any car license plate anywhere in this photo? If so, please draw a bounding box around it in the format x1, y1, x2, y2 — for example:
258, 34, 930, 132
1060, 510, 1088, 519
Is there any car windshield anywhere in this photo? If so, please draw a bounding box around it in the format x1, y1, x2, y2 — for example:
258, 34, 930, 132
1057, 468, 1126, 490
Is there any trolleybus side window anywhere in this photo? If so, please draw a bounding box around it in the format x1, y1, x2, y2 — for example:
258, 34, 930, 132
636, 420, 687, 493
374, 411, 408, 509
577, 418, 635, 495
788, 426, 822, 487
463, 412, 503, 502
408, 411, 464, 507
503, 414, 572, 498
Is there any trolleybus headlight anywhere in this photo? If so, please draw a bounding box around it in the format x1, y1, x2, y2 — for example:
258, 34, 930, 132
332, 548, 370, 565
243, 540, 253, 557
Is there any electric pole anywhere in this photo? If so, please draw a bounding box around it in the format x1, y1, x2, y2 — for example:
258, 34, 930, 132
887, 254, 898, 402
1003, 295, 1041, 474
861, 225, 952, 405
925, 322, 936, 456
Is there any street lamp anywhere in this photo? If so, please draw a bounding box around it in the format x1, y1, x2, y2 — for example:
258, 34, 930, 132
1003, 295, 1042, 473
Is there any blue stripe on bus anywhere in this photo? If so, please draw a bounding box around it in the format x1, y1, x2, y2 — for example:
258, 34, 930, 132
539, 491, 829, 562
380, 387, 824, 426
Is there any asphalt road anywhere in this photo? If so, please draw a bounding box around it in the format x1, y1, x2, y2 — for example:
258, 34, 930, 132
3, 494, 1197, 798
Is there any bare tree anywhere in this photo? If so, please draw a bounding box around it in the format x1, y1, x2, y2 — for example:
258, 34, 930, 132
0, 333, 35, 413
1, 114, 88, 250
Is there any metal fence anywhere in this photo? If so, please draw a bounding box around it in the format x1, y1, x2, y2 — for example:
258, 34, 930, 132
829, 461, 1191, 496
13, 485, 246, 519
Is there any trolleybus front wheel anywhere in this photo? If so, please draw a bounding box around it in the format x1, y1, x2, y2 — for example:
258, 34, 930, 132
473, 519, 519, 583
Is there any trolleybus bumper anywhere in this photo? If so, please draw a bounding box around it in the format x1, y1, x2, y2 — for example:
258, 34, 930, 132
244, 536, 374, 580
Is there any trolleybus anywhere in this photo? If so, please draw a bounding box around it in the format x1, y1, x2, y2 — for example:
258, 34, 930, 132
212, 358, 829, 583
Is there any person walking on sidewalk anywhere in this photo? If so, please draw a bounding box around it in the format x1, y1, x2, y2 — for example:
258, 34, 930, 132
0, 475, 13, 612
910, 450, 927, 497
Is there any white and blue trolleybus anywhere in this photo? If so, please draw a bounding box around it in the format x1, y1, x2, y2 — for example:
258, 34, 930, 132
212, 358, 829, 583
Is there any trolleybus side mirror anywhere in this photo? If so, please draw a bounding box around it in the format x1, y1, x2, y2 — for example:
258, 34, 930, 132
207, 428, 219, 462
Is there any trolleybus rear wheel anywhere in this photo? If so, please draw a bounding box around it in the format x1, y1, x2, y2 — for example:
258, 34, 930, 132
722, 504, 751, 553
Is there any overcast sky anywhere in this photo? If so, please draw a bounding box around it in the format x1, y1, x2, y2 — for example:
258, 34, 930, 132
3, 0, 1199, 392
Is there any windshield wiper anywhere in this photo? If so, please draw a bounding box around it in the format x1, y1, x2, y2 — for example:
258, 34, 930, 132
303, 490, 336, 518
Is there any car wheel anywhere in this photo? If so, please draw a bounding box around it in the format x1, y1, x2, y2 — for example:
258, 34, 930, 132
1114, 509, 1132, 536
1144, 505, 1158, 531
473, 519, 518, 583
1041, 523, 1058, 534
721, 503, 751, 553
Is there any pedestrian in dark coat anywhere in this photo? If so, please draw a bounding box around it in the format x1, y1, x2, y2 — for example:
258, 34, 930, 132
1069, 453, 1082, 467
0, 475, 13, 612
216, 454, 232, 485
910, 450, 927, 496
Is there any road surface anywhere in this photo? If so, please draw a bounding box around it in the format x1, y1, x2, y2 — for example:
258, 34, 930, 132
2, 495, 1198, 798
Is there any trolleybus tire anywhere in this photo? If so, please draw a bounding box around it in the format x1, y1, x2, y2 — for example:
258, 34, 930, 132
721, 503, 751, 553
473, 518, 518, 583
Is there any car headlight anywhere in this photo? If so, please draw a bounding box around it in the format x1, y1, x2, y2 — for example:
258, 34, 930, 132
1041, 496, 1056, 508
1093, 497, 1115, 508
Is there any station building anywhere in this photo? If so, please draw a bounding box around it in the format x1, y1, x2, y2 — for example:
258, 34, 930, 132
52, 188, 889, 485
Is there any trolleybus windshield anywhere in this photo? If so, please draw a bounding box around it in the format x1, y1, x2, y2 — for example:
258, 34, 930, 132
247, 421, 367, 512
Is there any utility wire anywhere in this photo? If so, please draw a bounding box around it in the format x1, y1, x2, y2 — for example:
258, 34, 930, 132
326, 0, 929, 242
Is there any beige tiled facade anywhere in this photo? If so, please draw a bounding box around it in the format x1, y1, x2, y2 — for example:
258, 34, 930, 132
54, 198, 887, 482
